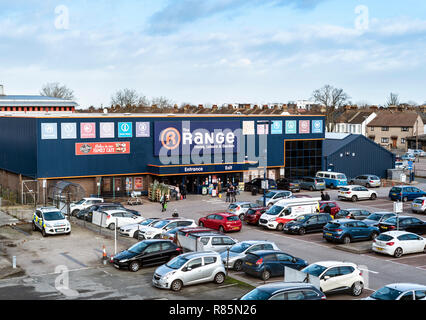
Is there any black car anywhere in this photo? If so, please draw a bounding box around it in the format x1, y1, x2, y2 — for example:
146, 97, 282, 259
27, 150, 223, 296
334, 209, 372, 220
244, 178, 277, 194
239, 282, 325, 300
77, 203, 140, 222
276, 178, 301, 193
111, 239, 182, 272
378, 216, 426, 235
283, 213, 332, 235
363, 212, 397, 227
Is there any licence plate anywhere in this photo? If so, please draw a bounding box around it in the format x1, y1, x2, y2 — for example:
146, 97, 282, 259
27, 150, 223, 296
245, 262, 253, 266
56, 228, 65, 232
414, 204, 420, 207
382, 226, 387, 230
376, 247, 384, 251
233, 227, 240, 230
325, 233, 332, 236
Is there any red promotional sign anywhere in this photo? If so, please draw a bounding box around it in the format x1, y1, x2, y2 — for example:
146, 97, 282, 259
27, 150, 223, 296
75, 142, 130, 155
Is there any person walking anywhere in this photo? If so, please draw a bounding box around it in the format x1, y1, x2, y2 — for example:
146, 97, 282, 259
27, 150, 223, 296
320, 191, 326, 201
160, 195, 166, 212
226, 186, 231, 202
324, 203, 332, 216
181, 184, 187, 200
324, 192, 331, 201
231, 185, 237, 203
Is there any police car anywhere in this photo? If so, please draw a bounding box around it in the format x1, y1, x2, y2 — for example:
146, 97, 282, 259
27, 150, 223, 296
32, 207, 71, 237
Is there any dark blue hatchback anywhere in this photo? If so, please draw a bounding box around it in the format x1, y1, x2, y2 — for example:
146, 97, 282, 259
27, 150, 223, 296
323, 219, 380, 244
242, 250, 308, 281
388, 186, 426, 202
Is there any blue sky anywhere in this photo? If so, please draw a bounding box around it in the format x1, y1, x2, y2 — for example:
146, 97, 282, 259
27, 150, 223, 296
1, 0, 426, 108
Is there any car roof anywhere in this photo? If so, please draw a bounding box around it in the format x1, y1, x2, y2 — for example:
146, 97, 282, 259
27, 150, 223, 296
212, 212, 238, 217
311, 261, 357, 268
371, 212, 394, 215
381, 230, 421, 237
255, 282, 319, 294
341, 208, 368, 211
101, 209, 129, 214
181, 251, 220, 259
384, 283, 426, 291
333, 219, 357, 223
239, 240, 275, 245
38, 206, 62, 212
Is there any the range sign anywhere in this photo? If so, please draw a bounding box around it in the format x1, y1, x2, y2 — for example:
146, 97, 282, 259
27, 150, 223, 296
75, 142, 130, 156
154, 121, 240, 156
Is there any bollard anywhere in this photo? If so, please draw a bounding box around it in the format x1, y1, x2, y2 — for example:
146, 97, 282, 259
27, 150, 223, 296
102, 245, 107, 265
12, 256, 16, 269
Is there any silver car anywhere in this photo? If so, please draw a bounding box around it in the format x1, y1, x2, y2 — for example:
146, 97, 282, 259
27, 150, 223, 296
220, 240, 280, 271
256, 190, 292, 207
364, 283, 426, 300
152, 251, 226, 291
227, 202, 258, 220
411, 197, 426, 214
349, 175, 381, 188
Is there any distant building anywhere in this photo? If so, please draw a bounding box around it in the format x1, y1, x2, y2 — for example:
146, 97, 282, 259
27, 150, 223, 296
332, 109, 377, 136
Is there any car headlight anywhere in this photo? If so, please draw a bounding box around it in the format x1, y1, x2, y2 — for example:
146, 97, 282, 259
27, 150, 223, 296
163, 271, 176, 280
45, 223, 52, 228
119, 259, 129, 263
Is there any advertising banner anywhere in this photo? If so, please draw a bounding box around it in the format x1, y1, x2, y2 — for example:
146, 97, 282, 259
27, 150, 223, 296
75, 142, 130, 156
134, 177, 143, 190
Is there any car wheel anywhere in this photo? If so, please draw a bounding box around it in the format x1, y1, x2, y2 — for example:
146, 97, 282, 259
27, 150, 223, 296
71, 210, 79, 217
32, 222, 37, 231
370, 232, 379, 240
330, 184, 335, 189
108, 223, 116, 230
298, 228, 306, 236
234, 260, 243, 271
129, 261, 140, 272
343, 235, 351, 244
199, 222, 204, 227
153, 234, 161, 239
366, 183, 371, 188
351, 195, 358, 202
423, 245, 426, 254
239, 214, 244, 221
171, 279, 183, 292
214, 272, 226, 284
309, 186, 314, 191
41, 228, 47, 237
370, 193, 377, 200
276, 223, 284, 231
394, 247, 403, 258
133, 231, 139, 239
261, 270, 271, 281
351, 281, 364, 296
219, 226, 225, 233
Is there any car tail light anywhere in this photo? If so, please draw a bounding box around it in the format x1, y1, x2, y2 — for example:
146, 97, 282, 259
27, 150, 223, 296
237, 206, 241, 211
176, 247, 182, 252
255, 258, 263, 265
335, 229, 342, 232
389, 226, 396, 230
321, 295, 327, 300
107, 215, 111, 219
423, 200, 425, 205
359, 271, 363, 276
386, 242, 395, 246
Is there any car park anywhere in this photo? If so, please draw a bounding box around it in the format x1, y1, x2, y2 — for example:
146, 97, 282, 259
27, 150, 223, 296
364, 283, 426, 300
119, 218, 160, 238
238, 282, 326, 300
243, 207, 268, 225
256, 190, 292, 207
111, 239, 182, 272
227, 202, 258, 220
100, 209, 145, 230
410, 149, 426, 157
377, 216, 426, 235
70, 197, 104, 216
283, 213, 332, 235
316, 171, 348, 189
177, 231, 237, 253
152, 251, 226, 291
323, 219, 380, 244
349, 174, 381, 188
338, 185, 377, 202
161, 226, 188, 241
32, 207, 71, 237
319, 201, 340, 218
198, 213, 242, 233
219, 240, 280, 271
362, 212, 396, 227
301, 261, 365, 296
334, 208, 372, 220
275, 178, 301, 193
258, 197, 321, 231
242, 250, 308, 281
299, 177, 326, 191
372, 231, 426, 258
411, 197, 426, 213
75, 202, 127, 221
389, 186, 426, 202
138, 218, 197, 240
244, 178, 277, 194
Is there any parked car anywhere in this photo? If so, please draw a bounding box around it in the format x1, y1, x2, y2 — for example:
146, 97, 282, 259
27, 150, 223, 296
32, 207, 71, 237
111, 239, 182, 272
338, 185, 377, 202
177, 231, 238, 253
276, 178, 301, 193
152, 251, 226, 291
238, 282, 326, 300
198, 212, 242, 233
283, 213, 332, 235
377, 216, 426, 235
412, 197, 426, 213
227, 202, 258, 220
323, 219, 380, 244
256, 190, 292, 207
242, 250, 308, 281
138, 218, 197, 240
243, 207, 268, 225
299, 177, 326, 191
395, 161, 407, 170
301, 261, 365, 296
372, 231, 426, 258
101, 209, 144, 230
319, 201, 340, 218
401, 153, 416, 161
316, 171, 348, 189
364, 283, 426, 300
70, 197, 104, 216
219, 240, 280, 271
161, 226, 188, 241
119, 218, 160, 238
362, 212, 397, 227
244, 178, 277, 193
349, 175, 381, 188
76, 202, 127, 221
410, 149, 426, 157
334, 208, 372, 220
389, 186, 426, 202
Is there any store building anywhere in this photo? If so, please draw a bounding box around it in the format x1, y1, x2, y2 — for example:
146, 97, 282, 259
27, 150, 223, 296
0, 112, 325, 200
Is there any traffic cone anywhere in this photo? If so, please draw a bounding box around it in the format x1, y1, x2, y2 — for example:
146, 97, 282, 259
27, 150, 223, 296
102, 245, 107, 265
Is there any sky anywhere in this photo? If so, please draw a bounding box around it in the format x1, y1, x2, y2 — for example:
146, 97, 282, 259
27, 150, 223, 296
1, 0, 426, 108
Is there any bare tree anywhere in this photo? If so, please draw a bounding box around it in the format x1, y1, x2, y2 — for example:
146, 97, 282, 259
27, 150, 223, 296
386, 92, 400, 107
312, 84, 350, 131
152, 96, 173, 109
110, 89, 149, 110
40, 82, 75, 100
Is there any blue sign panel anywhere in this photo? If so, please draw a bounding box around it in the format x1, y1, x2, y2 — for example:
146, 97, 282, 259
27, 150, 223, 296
285, 120, 297, 134
312, 120, 323, 134
118, 122, 133, 138
271, 120, 283, 134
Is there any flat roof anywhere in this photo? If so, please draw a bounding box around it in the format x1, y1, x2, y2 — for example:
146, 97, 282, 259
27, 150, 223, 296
0, 95, 78, 107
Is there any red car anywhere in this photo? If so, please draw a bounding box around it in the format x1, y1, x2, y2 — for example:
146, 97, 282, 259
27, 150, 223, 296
198, 212, 242, 232
243, 207, 268, 225
319, 201, 340, 218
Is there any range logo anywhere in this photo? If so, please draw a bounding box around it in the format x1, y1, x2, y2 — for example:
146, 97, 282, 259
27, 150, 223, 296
160, 127, 181, 150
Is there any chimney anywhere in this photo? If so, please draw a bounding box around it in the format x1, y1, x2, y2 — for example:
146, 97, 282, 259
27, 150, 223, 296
0, 85, 4, 96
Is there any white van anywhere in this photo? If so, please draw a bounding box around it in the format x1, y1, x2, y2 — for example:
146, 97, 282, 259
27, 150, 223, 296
258, 197, 321, 230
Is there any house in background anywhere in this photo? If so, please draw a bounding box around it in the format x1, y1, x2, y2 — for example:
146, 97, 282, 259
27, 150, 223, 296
331, 107, 377, 136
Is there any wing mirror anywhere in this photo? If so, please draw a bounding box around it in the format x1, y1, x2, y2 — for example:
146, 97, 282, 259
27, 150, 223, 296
323, 275, 330, 281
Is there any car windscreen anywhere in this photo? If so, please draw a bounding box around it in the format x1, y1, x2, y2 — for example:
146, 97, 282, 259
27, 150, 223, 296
228, 204, 238, 209
166, 256, 189, 269
366, 213, 382, 221
128, 241, 150, 254
140, 219, 156, 226
370, 176, 380, 180
266, 206, 283, 216
294, 215, 309, 222
314, 178, 325, 183
43, 211, 65, 221
230, 242, 252, 253
226, 215, 239, 221
390, 187, 401, 193
384, 217, 397, 224
376, 234, 394, 242
240, 288, 271, 300
370, 286, 403, 300
264, 191, 277, 198
336, 174, 346, 180
340, 187, 350, 192
74, 199, 85, 205
326, 222, 341, 229
246, 209, 256, 215
152, 220, 170, 228
301, 264, 327, 277
413, 199, 423, 204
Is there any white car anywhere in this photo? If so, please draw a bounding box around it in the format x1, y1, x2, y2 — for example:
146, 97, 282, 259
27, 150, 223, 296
338, 185, 377, 202
70, 197, 104, 216
256, 190, 292, 207
32, 207, 71, 237
372, 231, 426, 258
119, 218, 160, 238
227, 202, 258, 220
137, 218, 197, 240
411, 197, 426, 214
102, 209, 144, 230
301, 261, 365, 296
364, 283, 426, 300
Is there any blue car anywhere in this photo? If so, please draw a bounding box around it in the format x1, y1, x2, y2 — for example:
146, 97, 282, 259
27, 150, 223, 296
388, 186, 426, 202
242, 250, 308, 281
323, 219, 380, 244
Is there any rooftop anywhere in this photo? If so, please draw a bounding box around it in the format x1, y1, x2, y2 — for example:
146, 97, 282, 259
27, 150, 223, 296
0, 95, 78, 107
367, 111, 420, 127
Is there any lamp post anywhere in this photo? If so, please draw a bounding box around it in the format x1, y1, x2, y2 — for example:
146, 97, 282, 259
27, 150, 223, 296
262, 148, 267, 207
